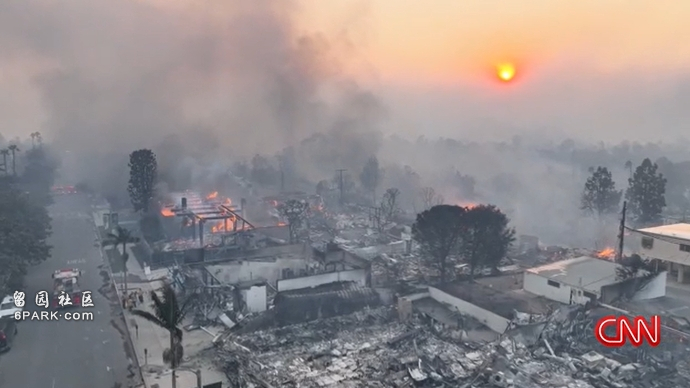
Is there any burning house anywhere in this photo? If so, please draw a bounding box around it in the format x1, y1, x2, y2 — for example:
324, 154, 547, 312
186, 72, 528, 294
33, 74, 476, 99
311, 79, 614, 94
148, 190, 258, 267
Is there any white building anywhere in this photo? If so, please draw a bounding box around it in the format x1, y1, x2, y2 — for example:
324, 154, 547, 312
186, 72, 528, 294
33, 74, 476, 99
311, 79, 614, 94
523, 256, 666, 304
632, 223, 690, 284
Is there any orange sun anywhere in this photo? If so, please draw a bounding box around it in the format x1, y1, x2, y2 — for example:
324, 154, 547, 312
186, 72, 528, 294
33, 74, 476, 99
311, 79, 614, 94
496, 63, 516, 82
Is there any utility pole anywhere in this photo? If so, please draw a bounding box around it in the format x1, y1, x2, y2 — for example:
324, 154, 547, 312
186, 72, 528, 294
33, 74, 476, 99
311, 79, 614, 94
336, 169, 347, 205
617, 201, 627, 262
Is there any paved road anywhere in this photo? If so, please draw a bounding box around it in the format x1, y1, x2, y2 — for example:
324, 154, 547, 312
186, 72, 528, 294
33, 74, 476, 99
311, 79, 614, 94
0, 194, 136, 388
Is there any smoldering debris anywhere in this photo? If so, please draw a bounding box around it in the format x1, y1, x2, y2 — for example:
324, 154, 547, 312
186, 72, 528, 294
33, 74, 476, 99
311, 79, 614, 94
209, 305, 690, 388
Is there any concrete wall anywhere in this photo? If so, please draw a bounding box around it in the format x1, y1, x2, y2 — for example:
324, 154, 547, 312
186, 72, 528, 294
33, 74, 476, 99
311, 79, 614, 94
207, 256, 311, 286
601, 271, 666, 303
633, 271, 668, 300
276, 269, 367, 292
428, 287, 511, 333
523, 272, 574, 304
397, 292, 430, 321
240, 285, 267, 313
633, 232, 690, 266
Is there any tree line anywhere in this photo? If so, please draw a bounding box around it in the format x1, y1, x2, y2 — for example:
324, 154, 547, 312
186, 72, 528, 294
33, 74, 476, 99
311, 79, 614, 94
581, 158, 666, 226
0, 135, 57, 294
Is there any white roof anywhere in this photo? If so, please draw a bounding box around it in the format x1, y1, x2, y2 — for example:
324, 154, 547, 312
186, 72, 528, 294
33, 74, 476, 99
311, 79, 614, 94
526, 256, 622, 292
635, 223, 690, 242
53, 269, 80, 279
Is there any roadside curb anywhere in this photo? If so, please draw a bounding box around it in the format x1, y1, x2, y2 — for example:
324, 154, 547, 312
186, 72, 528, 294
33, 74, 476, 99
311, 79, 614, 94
92, 211, 148, 388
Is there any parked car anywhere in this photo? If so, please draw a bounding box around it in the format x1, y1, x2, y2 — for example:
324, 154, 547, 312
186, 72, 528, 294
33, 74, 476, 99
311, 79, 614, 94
0, 317, 17, 352
0, 295, 22, 319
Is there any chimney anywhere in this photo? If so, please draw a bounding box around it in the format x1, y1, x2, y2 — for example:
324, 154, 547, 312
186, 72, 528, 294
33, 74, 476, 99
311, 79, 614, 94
241, 198, 247, 220
181, 197, 187, 209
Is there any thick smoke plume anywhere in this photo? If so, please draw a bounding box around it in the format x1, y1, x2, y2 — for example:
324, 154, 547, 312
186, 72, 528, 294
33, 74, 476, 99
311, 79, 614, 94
0, 0, 386, 197
5, 0, 689, 249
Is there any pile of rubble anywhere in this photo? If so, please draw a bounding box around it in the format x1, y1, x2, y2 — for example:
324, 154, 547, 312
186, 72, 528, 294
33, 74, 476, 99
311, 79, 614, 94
210, 304, 690, 388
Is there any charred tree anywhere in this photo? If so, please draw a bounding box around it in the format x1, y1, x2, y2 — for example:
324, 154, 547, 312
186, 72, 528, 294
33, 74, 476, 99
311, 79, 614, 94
279, 199, 309, 243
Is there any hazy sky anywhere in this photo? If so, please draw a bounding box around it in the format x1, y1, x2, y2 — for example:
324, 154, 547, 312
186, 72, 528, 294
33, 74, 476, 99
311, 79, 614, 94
303, 0, 690, 142
1, 0, 690, 145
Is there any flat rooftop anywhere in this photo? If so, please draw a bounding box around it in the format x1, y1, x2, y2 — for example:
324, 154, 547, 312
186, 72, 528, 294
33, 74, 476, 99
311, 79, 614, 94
526, 256, 620, 291
435, 282, 552, 319
635, 223, 690, 241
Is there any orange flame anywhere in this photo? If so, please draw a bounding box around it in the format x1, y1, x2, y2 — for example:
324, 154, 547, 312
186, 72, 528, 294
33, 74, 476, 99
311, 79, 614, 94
207, 191, 219, 200
161, 208, 175, 217
210, 219, 233, 233
277, 222, 287, 226
597, 247, 616, 260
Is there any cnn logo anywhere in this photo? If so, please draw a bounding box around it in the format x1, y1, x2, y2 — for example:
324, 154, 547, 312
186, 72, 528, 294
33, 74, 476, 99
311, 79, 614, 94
594, 315, 661, 347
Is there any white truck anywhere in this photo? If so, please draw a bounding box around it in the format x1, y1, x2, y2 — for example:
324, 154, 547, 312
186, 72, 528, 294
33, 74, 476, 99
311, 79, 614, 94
52, 268, 82, 308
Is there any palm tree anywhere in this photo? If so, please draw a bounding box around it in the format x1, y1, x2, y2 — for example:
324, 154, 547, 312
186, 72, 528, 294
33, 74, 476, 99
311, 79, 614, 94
101, 226, 140, 295
7, 144, 19, 176
132, 284, 188, 388
30, 132, 37, 148
0, 149, 9, 175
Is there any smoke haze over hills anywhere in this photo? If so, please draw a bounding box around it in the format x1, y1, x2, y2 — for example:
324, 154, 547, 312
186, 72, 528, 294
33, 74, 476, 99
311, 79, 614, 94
2, 0, 690, 247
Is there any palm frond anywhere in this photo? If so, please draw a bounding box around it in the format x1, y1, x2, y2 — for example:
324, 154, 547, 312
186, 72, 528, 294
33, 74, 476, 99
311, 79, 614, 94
176, 295, 194, 325
150, 290, 168, 322
131, 309, 166, 328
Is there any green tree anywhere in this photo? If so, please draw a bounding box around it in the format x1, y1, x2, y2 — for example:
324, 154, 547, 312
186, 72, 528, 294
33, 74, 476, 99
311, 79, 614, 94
625, 158, 667, 226
127, 149, 158, 213
278, 199, 309, 243
412, 205, 466, 282
0, 184, 52, 293
359, 156, 382, 203
581, 166, 622, 217
458, 205, 515, 280
101, 226, 140, 295
132, 284, 189, 388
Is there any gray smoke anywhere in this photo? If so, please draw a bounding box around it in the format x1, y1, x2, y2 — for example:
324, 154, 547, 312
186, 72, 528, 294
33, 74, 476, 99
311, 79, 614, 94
0, 0, 385, 195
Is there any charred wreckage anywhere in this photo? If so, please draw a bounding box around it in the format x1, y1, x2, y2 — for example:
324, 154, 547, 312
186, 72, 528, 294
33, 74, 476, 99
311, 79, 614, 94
136, 191, 690, 388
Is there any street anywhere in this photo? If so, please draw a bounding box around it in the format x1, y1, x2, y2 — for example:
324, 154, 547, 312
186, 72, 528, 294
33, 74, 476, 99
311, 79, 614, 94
0, 194, 136, 388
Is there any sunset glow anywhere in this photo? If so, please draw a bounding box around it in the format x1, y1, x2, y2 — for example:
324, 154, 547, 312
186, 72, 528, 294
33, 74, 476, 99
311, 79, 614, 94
497, 63, 516, 82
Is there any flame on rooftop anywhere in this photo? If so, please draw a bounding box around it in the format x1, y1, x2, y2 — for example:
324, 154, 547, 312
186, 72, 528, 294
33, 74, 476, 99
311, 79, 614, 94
596, 247, 616, 260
